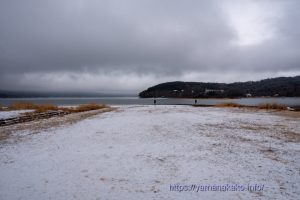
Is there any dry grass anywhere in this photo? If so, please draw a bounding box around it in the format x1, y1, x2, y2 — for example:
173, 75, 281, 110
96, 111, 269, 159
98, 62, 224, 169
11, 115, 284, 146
214, 102, 287, 110
63, 103, 107, 113
9, 102, 36, 110
215, 103, 248, 108
240, 125, 269, 131
34, 105, 59, 113
8, 102, 108, 113
9, 102, 59, 112
258, 103, 287, 110
0, 104, 3, 111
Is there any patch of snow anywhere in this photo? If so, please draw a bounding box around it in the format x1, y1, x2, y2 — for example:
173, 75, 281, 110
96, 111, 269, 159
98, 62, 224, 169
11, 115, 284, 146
0, 105, 299, 200
0, 110, 34, 120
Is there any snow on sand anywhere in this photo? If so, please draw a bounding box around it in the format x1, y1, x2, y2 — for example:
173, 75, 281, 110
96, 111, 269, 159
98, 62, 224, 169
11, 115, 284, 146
0, 105, 299, 200
0, 110, 34, 120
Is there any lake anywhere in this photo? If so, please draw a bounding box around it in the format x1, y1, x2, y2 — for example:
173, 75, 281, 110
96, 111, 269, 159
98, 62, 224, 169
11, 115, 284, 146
0, 97, 299, 107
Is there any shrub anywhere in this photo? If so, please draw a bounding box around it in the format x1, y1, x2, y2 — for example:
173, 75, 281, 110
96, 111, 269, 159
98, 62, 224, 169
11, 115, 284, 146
34, 104, 59, 113
67, 103, 107, 113
9, 102, 59, 112
257, 103, 287, 110
9, 102, 37, 110
215, 103, 244, 108
9, 102, 107, 113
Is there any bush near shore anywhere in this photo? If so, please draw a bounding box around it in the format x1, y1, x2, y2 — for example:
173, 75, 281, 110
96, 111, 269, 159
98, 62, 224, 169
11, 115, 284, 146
215, 103, 287, 110
8, 102, 107, 113
215, 103, 246, 108
64, 103, 107, 113
9, 102, 58, 112
3, 102, 293, 112
257, 103, 287, 110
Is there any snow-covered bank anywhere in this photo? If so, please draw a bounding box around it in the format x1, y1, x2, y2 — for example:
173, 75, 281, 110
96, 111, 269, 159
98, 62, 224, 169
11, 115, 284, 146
0, 110, 33, 120
0, 105, 299, 200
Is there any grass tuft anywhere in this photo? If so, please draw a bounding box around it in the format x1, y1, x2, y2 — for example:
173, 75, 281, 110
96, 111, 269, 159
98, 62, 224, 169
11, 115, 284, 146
64, 103, 107, 113
9, 102, 37, 110
34, 104, 59, 113
257, 103, 287, 110
215, 103, 245, 108
214, 102, 287, 110
8, 102, 108, 113
9, 102, 58, 112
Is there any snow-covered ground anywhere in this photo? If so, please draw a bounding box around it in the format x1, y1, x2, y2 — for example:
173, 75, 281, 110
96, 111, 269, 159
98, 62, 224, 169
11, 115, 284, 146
0, 110, 34, 119
0, 105, 299, 200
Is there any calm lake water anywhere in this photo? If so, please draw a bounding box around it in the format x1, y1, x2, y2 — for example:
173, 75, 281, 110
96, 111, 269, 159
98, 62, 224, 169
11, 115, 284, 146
0, 97, 299, 107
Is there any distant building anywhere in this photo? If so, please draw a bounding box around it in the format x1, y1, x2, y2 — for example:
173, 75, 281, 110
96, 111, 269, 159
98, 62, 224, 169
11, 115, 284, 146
204, 89, 224, 94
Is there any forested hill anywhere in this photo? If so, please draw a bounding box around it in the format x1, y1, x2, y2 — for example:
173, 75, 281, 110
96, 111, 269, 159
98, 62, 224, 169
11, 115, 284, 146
139, 76, 300, 98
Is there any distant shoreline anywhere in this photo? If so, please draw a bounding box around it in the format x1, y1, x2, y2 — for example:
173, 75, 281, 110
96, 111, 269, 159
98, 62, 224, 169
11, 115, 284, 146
1, 97, 300, 107
0, 96, 298, 99
139, 76, 300, 98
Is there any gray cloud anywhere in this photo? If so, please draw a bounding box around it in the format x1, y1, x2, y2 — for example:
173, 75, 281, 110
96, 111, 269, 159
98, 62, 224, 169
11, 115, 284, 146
0, 0, 299, 92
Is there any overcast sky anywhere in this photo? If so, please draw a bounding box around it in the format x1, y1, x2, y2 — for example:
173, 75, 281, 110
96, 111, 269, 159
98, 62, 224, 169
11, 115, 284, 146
0, 0, 299, 93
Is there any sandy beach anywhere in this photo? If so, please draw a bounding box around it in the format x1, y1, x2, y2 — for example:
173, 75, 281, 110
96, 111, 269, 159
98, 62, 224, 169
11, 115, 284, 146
0, 105, 299, 200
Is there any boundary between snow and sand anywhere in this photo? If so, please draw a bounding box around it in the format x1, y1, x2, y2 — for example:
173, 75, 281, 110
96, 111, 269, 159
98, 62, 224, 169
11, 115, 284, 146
0, 107, 114, 142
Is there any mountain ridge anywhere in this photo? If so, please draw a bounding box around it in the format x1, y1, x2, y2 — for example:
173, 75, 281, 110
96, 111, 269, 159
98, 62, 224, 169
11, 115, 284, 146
139, 76, 300, 98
